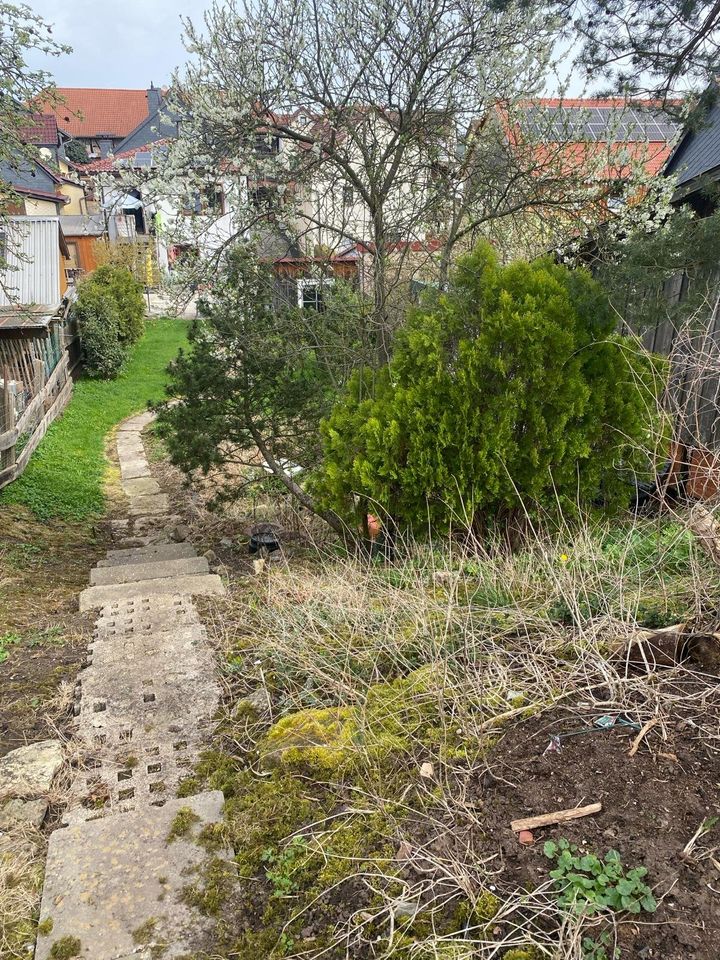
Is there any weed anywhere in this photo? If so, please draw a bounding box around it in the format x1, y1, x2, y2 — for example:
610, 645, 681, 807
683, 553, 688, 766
544, 839, 657, 916
132, 917, 157, 944
37, 917, 54, 936
582, 931, 620, 960
0, 632, 21, 664
260, 836, 310, 897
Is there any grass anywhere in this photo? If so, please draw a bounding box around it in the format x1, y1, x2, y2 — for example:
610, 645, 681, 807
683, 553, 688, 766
0, 317, 188, 520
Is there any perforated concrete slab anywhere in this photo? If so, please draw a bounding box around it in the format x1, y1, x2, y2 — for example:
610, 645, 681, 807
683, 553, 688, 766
127, 493, 170, 517
90, 556, 209, 586
93, 595, 201, 638
79, 575, 225, 611
98, 543, 198, 567
87, 622, 208, 669
36, 791, 228, 960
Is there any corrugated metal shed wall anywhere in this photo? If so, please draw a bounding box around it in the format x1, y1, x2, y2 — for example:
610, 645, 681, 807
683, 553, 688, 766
0, 217, 61, 307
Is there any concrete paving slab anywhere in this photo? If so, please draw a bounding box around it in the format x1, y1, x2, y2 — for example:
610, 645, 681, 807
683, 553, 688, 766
117, 412, 155, 432
90, 556, 209, 587
116, 442, 146, 460
36, 791, 229, 960
119, 459, 151, 480
94, 595, 201, 638
88, 623, 207, 668
127, 493, 170, 517
79, 574, 225, 611
98, 543, 197, 567
121, 476, 162, 497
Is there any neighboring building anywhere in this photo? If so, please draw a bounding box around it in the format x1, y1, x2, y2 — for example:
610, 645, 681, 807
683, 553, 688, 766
42, 87, 161, 160
664, 96, 720, 215
18, 113, 64, 162
0, 157, 69, 217
0, 216, 69, 307
80, 140, 239, 274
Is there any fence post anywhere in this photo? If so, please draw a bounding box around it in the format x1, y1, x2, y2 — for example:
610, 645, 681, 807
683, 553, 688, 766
0, 372, 17, 471
32, 357, 47, 410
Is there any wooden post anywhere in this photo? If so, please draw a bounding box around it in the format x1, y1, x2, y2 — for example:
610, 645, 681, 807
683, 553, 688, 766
0, 366, 17, 470
32, 357, 47, 410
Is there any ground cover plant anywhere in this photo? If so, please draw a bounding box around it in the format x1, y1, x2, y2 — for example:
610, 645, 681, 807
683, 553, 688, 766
0, 317, 187, 520
169, 501, 720, 960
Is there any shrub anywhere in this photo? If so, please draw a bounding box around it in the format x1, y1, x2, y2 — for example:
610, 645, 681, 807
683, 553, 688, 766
84, 265, 146, 344
92, 238, 161, 288
72, 285, 127, 379
316, 241, 660, 534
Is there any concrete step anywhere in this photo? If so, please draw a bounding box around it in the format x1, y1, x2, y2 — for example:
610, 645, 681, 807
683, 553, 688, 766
90, 556, 208, 587
35, 791, 229, 960
79, 574, 225, 612
98, 543, 197, 567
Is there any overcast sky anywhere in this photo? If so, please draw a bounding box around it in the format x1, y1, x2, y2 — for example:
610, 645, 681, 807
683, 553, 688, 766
26, 0, 208, 88
26, 0, 584, 95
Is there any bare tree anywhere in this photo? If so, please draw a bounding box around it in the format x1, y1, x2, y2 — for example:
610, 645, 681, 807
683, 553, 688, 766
0, 3, 69, 294
135, 0, 662, 356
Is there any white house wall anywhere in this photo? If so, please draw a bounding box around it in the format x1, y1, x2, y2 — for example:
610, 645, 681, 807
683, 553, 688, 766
0, 217, 61, 307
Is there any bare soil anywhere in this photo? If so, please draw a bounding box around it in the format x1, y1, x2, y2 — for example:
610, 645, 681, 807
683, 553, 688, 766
476, 687, 720, 959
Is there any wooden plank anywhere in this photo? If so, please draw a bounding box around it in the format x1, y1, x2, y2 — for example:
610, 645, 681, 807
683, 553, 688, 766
0, 426, 19, 453
14, 353, 68, 437
510, 802, 602, 833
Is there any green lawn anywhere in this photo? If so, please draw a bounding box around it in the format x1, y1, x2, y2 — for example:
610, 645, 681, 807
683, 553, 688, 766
0, 317, 188, 520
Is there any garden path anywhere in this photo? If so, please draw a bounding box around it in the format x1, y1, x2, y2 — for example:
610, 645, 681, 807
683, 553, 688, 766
34, 412, 229, 960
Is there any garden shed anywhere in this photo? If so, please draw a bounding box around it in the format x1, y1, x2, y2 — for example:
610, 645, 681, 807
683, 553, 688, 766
0, 301, 77, 489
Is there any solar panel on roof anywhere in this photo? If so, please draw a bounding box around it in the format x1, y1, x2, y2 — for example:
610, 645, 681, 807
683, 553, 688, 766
134, 151, 152, 167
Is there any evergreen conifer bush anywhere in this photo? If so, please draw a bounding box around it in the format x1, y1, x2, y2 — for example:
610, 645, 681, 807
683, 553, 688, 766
72, 285, 128, 379
316, 242, 660, 534
83, 264, 146, 344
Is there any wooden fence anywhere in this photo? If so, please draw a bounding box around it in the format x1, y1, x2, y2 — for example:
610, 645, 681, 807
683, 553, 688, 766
628, 271, 720, 498
0, 302, 77, 490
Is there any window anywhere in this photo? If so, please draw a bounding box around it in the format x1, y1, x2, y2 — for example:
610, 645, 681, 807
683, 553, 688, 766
342, 185, 354, 207
297, 278, 333, 311
254, 133, 280, 155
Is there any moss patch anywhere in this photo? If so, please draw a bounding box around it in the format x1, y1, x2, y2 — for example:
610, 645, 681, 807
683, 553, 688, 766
48, 936, 82, 959
167, 807, 201, 843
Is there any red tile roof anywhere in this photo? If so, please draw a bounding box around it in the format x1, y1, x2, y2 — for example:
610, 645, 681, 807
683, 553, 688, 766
18, 113, 59, 145
45, 89, 150, 139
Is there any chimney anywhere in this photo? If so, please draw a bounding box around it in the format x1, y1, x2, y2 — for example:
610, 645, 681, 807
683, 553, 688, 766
147, 83, 162, 115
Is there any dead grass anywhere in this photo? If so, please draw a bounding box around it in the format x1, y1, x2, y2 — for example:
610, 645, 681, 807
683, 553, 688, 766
0, 505, 102, 755
183, 506, 720, 959
0, 826, 46, 959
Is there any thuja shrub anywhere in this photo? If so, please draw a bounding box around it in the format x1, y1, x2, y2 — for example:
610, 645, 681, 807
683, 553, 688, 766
84, 264, 145, 344
72, 285, 127, 379
316, 242, 660, 534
